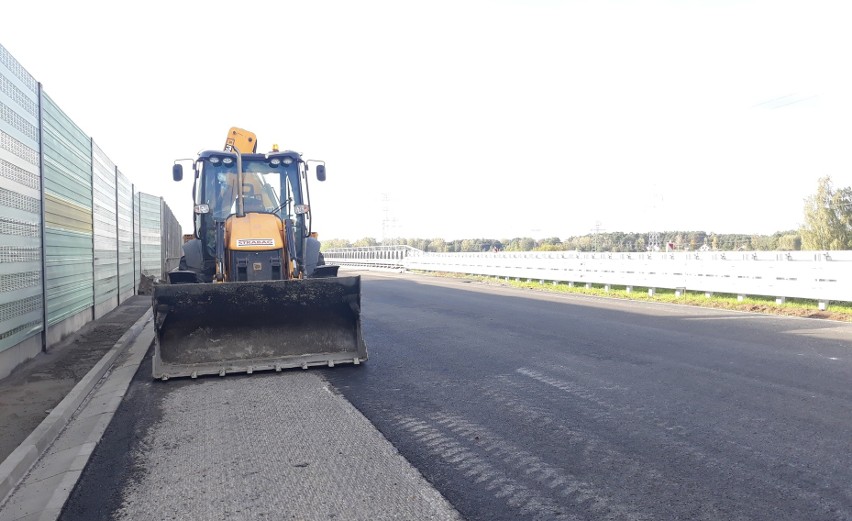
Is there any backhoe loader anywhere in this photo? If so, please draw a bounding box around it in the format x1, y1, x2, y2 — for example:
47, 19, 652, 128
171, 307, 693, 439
152, 128, 367, 379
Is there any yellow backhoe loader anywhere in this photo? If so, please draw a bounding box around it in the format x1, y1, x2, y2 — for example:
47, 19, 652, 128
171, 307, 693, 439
152, 128, 367, 379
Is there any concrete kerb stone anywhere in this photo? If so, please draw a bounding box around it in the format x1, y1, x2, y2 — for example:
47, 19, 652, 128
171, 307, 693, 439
38, 443, 97, 521
0, 309, 153, 506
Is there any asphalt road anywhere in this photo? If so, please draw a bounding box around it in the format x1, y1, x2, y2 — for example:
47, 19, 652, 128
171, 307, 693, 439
64, 272, 852, 520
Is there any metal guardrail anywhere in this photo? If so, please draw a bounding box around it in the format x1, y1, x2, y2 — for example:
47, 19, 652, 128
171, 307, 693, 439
324, 247, 852, 305
324, 245, 423, 269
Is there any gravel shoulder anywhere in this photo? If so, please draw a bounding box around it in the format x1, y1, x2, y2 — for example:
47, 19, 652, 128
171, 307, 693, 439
0, 297, 151, 463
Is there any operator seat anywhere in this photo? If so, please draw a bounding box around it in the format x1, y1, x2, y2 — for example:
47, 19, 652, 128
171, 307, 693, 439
243, 197, 266, 213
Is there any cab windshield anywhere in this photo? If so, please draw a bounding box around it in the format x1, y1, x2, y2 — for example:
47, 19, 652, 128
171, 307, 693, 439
201, 158, 303, 221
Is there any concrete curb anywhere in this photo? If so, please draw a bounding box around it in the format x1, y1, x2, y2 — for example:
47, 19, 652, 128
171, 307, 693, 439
0, 309, 153, 506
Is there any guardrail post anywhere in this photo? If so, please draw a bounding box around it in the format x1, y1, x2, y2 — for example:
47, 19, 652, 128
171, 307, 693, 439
675, 288, 685, 298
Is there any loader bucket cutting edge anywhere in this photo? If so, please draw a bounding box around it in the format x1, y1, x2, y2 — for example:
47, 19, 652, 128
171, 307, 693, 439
152, 276, 367, 379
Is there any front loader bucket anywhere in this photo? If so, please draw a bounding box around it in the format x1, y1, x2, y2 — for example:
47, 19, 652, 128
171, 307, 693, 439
152, 276, 367, 380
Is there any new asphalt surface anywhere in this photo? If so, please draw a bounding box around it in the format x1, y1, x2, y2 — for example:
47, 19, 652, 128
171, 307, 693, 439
322, 273, 852, 521
63, 275, 852, 520
7, 272, 852, 520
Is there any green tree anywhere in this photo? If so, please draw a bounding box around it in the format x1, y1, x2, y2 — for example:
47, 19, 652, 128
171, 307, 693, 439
575, 236, 593, 252
751, 235, 776, 251
320, 238, 352, 251
503, 238, 520, 251
428, 238, 447, 252
775, 232, 801, 251
352, 237, 379, 247
411, 238, 430, 251
801, 177, 852, 250
537, 237, 562, 248
535, 244, 564, 251
459, 239, 480, 252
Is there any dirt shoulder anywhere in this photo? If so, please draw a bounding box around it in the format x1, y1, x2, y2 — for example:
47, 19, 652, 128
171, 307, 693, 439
0, 296, 151, 463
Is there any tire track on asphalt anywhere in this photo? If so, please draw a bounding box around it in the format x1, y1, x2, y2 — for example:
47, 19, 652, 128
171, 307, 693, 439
521, 361, 852, 506
516, 367, 852, 521
476, 376, 668, 477
393, 412, 653, 521
517, 368, 691, 436
472, 373, 763, 521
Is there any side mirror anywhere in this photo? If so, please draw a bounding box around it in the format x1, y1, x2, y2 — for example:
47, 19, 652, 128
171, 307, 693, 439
173, 164, 183, 182
316, 164, 326, 182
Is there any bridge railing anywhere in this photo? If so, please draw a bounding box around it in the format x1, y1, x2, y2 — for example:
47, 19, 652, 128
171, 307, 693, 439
323, 245, 423, 268
325, 247, 852, 305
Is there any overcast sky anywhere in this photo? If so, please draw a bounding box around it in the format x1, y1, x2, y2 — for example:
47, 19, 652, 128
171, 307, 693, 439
4, 0, 851, 241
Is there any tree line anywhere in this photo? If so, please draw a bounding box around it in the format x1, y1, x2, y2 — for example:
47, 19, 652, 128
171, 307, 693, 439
322, 177, 852, 253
